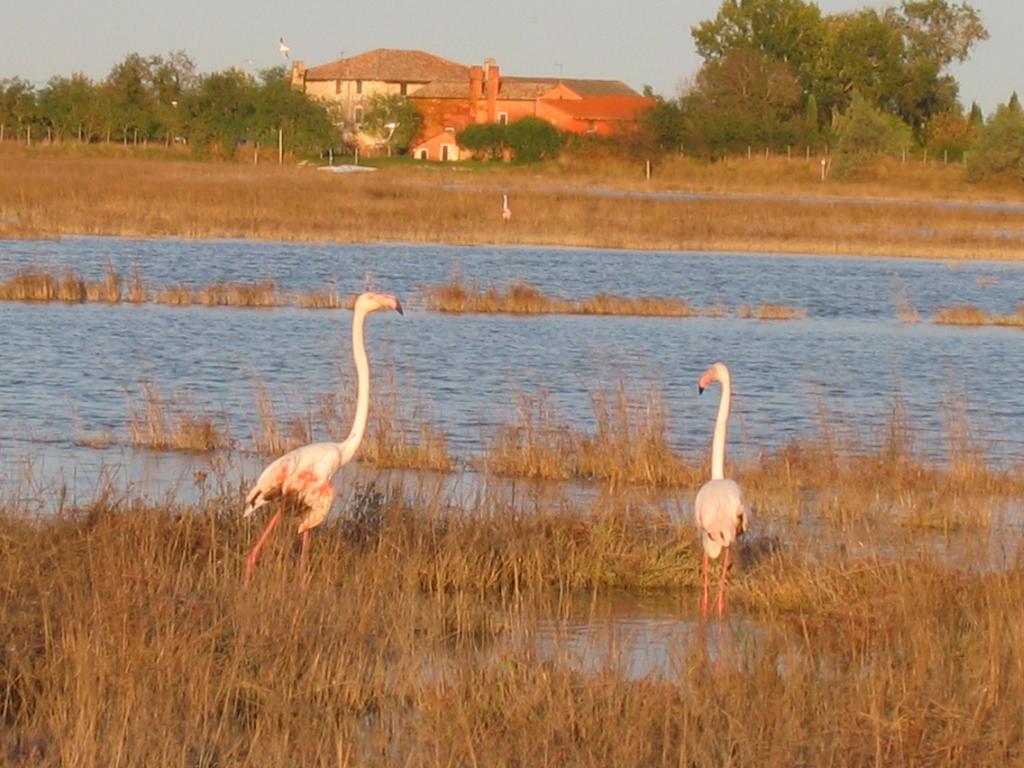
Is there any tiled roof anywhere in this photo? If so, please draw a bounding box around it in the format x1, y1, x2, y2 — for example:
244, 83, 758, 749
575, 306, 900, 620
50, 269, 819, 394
543, 96, 655, 121
407, 80, 469, 99
505, 77, 640, 97
304, 49, 469, 82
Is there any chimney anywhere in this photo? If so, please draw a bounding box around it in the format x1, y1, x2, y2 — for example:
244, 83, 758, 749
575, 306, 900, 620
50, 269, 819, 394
485, 62, 499, 124
290, 61, 306, 91
469, 66, 483, 124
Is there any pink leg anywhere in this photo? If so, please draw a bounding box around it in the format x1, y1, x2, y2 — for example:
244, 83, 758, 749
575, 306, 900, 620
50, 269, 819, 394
717, 546, 731, 619
701, 552, 710, 619
298, 529, 311, 588
245, 509, 282, 586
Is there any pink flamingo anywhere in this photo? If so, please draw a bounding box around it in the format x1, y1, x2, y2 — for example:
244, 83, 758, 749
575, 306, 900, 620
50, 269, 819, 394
501, 193, 512, 224
242, 291, 403, 585
694, 362, 748, 619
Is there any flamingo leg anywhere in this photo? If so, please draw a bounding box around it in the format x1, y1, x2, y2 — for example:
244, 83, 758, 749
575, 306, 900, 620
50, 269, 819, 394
245, 509, 282, 586
717, 546, 731, 620
701, 552, 710, 619
299, 529, 311, 588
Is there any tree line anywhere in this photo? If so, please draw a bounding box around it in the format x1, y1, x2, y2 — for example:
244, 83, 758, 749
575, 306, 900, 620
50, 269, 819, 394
2, 1, 1022, 180
0, 52, 337, 157
637, 0, 1023, 181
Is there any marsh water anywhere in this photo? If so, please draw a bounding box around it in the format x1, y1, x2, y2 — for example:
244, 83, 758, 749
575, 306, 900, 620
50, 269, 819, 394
1, 236, 1022, 668
2, 237, 1022, 471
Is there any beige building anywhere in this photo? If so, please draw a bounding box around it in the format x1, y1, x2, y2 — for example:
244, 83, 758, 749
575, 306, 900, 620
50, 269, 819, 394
290, 48, 469, 147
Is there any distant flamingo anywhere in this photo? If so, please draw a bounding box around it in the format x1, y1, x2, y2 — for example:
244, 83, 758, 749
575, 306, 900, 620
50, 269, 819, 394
501, 193, 512, 224
694, 362, 748, 619
242, 291, 403, 585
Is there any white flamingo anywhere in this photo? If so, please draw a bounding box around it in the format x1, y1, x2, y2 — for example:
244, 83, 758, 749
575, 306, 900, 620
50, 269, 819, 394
501, 193, 512, 224
694, 362, 748, 619
242, 291, 403, 585
278, 38, 291, 60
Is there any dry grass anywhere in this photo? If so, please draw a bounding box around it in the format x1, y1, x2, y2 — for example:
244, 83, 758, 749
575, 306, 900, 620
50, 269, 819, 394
0, 265, 120, 303
127, 383, 231, 452
0, 264, 358, 310
892, 277, 921, 323
485, 387, 697, 486
3, 146, 1024, 260
933, 304, 1024, 328
294, 289, 356, 309
2, 481, 1024, 765
737, 303, 808, 320
933, 304, 993, 325
424, 280, 780, 319
153, 281, 279, 308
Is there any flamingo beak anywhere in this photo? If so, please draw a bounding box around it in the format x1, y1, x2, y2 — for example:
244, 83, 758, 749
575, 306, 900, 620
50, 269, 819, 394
394, 298, 404, 316
698, 384, 705, 394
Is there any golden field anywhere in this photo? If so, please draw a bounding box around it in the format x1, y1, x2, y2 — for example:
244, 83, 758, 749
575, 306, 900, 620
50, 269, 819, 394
1, 144, 1023, 259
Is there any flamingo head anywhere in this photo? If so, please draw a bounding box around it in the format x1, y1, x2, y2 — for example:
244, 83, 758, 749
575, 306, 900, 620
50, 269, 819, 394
698, 361, 731, 394
355, 291, 404, 316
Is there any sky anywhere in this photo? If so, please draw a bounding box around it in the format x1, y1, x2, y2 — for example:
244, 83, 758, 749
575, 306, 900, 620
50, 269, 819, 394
1, 0, 1021, 114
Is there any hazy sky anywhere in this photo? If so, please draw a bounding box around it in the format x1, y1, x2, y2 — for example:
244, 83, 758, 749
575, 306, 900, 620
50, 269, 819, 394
2, 0, 1020, 113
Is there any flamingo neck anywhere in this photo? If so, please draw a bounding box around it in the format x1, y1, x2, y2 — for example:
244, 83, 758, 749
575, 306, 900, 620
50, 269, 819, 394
340, 307, 370, 464
710, 373, 731, 481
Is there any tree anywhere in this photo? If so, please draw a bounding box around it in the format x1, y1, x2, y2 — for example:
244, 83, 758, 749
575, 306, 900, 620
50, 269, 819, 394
182, 69, 257, 157
966, 101, 1024, 181
0, 78, 38, 134
105, 53, 158, 143
833, 91, 914, 176
360, 94, 422, 154
505, 116, 561, 162
682, 47, 802, 156
456, 123, 507, 160
37, 74, 101, 140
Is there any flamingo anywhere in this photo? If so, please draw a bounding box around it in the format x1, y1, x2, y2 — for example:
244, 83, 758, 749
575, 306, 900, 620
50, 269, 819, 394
693, 362, 748, 619
501, 193, 512, 224
278, 38, 291, 60
242, 291, 403, 585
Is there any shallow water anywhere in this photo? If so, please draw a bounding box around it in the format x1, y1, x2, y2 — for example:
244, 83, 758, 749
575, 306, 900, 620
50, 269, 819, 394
2, 237, 1022, 477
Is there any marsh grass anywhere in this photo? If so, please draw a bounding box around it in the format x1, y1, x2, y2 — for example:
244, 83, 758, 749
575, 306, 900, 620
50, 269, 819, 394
485, 387, 697, 486
425, 280, 797, 319
891, 276, 921, 323
250, 383, 312, 456
3, 482, 1024, 766
0, 265, 120, 303
934, 304, 1024, 328
0, 264, 355, 310
737, 303, 808, 320
127, 383, 231, 452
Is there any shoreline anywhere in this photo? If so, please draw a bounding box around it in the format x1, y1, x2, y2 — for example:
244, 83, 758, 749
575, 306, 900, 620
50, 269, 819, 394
2, 149, 1023, 261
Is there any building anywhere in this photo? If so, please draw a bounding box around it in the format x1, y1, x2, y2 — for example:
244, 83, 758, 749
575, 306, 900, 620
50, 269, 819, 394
408, 59, 654, 160
291, 50, 653, 159
290, 48, 468, 149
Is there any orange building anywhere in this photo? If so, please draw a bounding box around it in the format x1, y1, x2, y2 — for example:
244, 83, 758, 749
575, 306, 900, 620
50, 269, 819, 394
408, 59, 654, 160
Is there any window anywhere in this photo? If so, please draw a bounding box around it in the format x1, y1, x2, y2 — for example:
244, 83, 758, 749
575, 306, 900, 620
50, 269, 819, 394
416, 148, 428, 160
354, 106, 363, 124
400, 82, 407, 96
587, 120, 597, 133
498, 112, 508, 125
356, 80, 362, 95
441, 144, 450, 161
335, 79, 341, 95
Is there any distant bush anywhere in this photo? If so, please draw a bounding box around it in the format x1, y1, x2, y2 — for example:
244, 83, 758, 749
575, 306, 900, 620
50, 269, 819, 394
456, 123, 506, 160
833, 92, 914, 178
966, 101, 1024, 182
505, 116, 561, 162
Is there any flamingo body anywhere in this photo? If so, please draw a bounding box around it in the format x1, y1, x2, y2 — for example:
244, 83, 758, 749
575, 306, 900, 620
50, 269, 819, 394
244, 441, 346, 534
242, 291, 402, 585
694, 478, 745, 561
